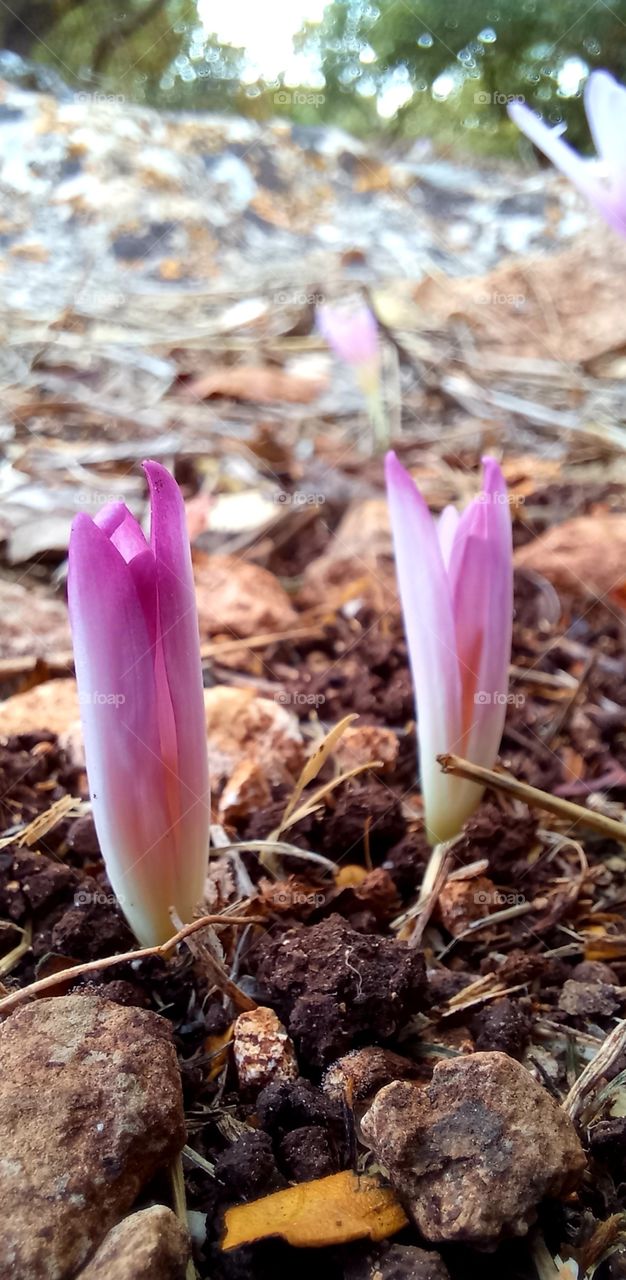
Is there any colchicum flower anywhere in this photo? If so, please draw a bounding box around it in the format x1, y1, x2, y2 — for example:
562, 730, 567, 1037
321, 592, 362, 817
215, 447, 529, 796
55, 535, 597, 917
68, 461, 210, 946
385, 452, 513, 845
317, 301, 388, 445
508, 70, 626, 237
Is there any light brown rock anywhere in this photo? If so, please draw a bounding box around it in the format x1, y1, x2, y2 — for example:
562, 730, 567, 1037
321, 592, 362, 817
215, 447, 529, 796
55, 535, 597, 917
0, 994, 186, 1279
361, 1051, 586, 1246
233, 1005, 299, 1094
0, 677, 79, 737
78, 1206, 190, 1280
437, 876, 496, 937
204, 685, 305, 788
323, 1046, 421, 1103
193, 552, 297, 638
218, 757, 271, 822
514, 514, 626, 598
335, 725, 399, 774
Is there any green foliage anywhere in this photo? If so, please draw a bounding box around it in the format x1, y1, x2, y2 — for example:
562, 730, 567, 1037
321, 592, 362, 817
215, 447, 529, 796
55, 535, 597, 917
300, 0, 626, 148
4, 0, 626, 153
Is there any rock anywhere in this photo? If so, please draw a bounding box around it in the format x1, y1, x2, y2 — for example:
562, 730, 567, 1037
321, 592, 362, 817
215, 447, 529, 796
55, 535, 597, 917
361, 1052, 586, 1246
233, 1006, 299, 1095
558, 978, 620, 1017
514, 514, 626, 598
437, 876, 496, 936
77, 1206, 190, 1280
346, 1243, 451, 1280
255, 914, 427, 1068
335, 724, 400, 774
571, 960, 619, 984
204, 685, 305, 789
218, 758, 271, 823
0, 677, 79, 737
193, 552, 297, 638
0, 994, 186, 1279
323, 1046, 422, 1104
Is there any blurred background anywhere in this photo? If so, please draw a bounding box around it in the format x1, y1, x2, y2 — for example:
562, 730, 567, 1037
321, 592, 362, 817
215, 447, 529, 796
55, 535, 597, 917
3, 0, 626, 690
2, 0, 625, 153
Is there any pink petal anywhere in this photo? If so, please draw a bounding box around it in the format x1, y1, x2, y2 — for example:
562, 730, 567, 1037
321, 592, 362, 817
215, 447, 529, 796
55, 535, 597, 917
437, 505, 460, 568
584, 71, 626, 179
507, 99, 625, 232
385, 452, 462, 843
317, 303, 379, 366
144, 461, 210, 923
68, 514, 180, 945
95, 503, 148, 562
450, 458, 513, 773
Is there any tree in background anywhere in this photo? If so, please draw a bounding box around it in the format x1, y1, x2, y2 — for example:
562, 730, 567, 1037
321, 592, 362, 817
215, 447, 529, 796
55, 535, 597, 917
296, 0, 626, 149
0, 0, 245, 107
3, 0, 626, 152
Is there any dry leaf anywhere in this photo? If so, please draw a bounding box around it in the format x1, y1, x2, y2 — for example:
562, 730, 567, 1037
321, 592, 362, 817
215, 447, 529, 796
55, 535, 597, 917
412, 227, 626, 363
205, 1025, 233, 1083
221, 1170, 407, 1251
514, 515, 626, 598
184, 366, 325, 405
273, 714, 358, 837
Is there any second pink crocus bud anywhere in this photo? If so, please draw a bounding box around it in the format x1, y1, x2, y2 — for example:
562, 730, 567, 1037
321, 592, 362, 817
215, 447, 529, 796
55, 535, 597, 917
317, 301, 388, 446
68, 461, 210, 946
385, 453, 513, 845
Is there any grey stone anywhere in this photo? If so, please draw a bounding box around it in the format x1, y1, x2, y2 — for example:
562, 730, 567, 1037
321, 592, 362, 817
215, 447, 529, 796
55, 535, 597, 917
361, 1051, 586, 1246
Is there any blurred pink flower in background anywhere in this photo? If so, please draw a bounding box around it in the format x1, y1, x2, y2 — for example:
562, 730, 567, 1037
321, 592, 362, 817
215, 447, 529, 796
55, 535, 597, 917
508, 70, 626, 237
386, 452, 513, 844
68, 461, 209, 946
317, 300, 387, 445
317, 300, 380, 367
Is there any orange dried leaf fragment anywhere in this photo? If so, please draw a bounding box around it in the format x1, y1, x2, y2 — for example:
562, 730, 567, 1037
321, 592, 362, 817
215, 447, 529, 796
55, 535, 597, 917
221, 1170, 407, 1251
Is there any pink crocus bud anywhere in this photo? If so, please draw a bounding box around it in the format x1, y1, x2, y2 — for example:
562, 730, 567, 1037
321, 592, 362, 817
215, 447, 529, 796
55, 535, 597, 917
68, 461, 210, 946
508, 70, 626, 237
317, 301, 387, 445
385, 452, 513, 845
